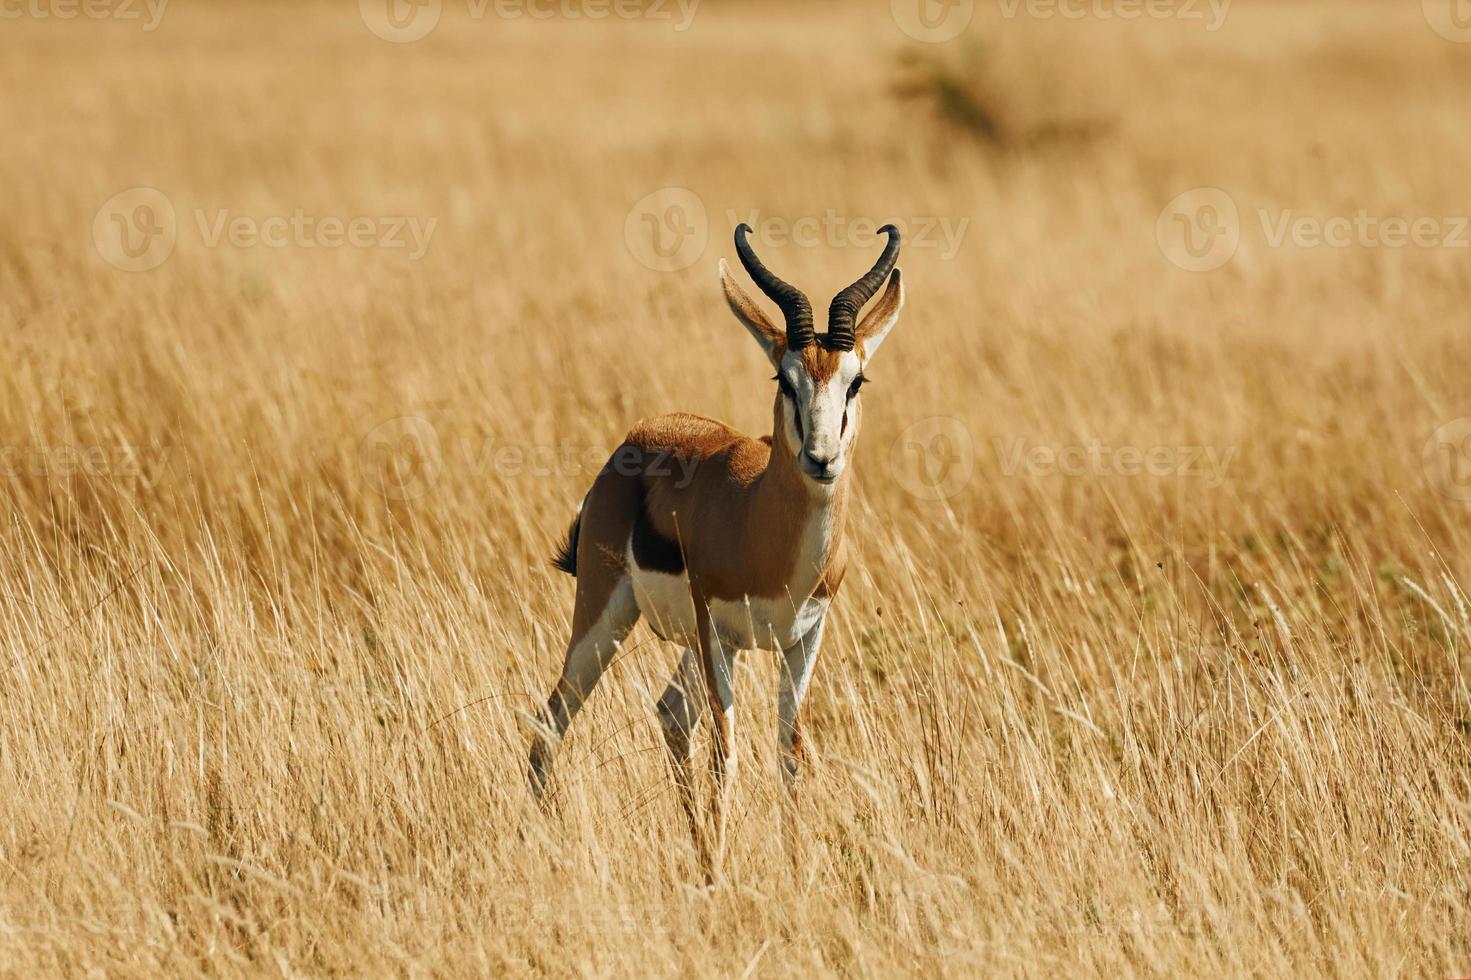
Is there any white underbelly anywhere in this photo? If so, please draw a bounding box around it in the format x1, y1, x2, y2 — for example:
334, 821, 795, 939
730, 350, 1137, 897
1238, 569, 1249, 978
626, 544, 827, 651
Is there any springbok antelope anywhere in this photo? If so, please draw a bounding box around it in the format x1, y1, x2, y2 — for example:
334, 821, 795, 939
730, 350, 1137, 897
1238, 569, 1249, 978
528, 222, 904, 872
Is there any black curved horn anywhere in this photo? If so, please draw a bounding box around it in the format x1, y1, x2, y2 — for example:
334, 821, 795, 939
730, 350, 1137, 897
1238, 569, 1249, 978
734, 223, 815, 351
827, 224, 901, 351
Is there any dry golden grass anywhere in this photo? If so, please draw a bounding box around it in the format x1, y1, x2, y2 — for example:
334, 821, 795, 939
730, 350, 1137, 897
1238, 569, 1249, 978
3, 0, 1471, 974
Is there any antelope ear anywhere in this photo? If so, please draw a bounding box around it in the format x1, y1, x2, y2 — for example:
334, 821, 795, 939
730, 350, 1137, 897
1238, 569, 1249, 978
855, 269, 903, 362
720, 258, 785, 367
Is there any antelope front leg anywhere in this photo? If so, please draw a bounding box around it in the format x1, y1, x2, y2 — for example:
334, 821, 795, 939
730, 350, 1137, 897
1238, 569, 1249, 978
778, 617, 824, 791
698, 610, 738, 883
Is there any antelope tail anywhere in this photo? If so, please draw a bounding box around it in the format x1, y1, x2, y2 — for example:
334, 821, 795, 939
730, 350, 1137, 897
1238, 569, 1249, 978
551, 508, 582, 576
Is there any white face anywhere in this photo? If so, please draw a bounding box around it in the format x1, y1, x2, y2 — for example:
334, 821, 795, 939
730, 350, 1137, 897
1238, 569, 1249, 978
776, 348, 866, 488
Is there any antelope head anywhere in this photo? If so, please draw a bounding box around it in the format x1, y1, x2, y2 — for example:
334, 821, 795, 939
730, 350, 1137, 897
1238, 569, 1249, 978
719, 222, 905, 488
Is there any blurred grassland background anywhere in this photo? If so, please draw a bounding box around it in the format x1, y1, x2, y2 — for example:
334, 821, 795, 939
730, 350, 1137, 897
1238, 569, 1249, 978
3, 0, 1471, 974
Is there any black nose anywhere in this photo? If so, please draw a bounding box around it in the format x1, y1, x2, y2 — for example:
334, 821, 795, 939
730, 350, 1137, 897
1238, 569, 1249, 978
804, 450, 831, 470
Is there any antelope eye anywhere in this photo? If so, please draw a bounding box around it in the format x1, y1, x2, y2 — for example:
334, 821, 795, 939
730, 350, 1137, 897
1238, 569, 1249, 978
847, 375, 868, 400
773, 374, 796, 400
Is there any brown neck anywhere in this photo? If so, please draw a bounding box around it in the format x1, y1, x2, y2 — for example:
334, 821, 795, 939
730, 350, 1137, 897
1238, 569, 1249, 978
748, 397, 852, 589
